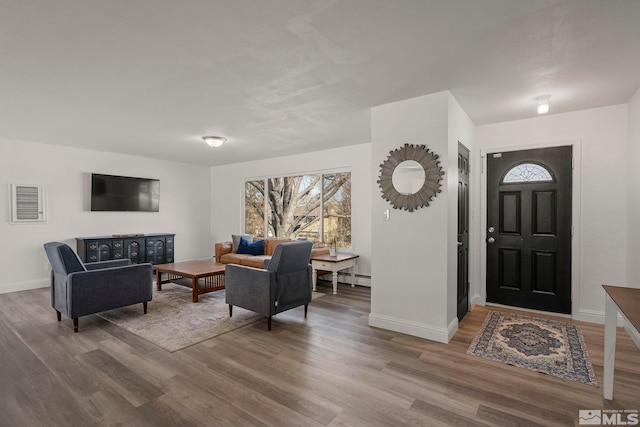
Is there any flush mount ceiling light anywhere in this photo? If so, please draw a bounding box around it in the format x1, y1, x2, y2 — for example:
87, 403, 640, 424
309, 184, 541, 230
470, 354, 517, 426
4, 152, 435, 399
203, 136, 226, 148
536, 95, 551, 115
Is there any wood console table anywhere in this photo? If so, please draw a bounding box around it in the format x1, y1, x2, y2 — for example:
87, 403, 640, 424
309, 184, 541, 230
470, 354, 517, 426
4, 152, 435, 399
602, 284, 640, 400
311, 253, 359, 295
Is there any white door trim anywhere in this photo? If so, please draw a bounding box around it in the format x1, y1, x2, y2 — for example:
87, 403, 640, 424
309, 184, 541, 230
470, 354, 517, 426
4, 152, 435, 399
478, 139, 582, 317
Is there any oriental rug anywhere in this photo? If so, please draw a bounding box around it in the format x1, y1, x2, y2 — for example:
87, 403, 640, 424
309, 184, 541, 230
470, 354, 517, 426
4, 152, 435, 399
98, 283, 323, 352
467, 311, 597, 386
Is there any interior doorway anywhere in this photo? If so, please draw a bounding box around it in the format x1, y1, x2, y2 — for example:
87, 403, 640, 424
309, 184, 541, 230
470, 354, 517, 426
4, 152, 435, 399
457, 143, 470, 321
485, 146, 572, 314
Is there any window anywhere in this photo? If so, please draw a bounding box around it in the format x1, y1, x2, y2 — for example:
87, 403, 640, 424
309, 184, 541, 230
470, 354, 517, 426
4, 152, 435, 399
502, 163, 554, 183
244, 172, 351, 247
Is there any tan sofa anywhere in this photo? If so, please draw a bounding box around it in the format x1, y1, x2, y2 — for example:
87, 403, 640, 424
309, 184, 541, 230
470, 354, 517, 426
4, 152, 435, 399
215, 238, 329, 269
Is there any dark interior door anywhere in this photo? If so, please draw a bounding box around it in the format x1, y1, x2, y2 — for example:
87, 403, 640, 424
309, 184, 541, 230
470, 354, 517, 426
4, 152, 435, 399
486, 146, 572, 314
457, 143, 470, 321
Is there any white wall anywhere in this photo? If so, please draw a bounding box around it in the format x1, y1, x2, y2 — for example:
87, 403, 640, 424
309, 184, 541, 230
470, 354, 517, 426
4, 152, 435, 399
210, 143, 372, 279
475, 105, 628, 322
627, 89, 640, 286
0, 138, 212, 294
369, 91, 456, 343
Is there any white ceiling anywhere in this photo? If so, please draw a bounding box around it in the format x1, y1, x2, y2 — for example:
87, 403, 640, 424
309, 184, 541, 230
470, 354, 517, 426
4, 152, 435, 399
2, 0, 639, 166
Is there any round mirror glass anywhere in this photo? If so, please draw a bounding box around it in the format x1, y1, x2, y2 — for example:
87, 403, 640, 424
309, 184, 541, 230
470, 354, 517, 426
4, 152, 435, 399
391, 160, 426, 195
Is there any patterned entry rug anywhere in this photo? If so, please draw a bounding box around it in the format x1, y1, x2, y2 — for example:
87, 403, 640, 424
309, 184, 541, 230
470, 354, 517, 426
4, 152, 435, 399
467, 311, 597, 386
99, 283, 322, 352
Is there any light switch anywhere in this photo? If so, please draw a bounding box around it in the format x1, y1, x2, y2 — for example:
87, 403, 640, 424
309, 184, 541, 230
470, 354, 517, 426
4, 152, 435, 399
383, 209, 390, 221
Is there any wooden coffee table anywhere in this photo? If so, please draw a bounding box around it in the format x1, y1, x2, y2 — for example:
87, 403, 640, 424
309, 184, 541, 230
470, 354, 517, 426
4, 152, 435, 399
155, 259, 226, 302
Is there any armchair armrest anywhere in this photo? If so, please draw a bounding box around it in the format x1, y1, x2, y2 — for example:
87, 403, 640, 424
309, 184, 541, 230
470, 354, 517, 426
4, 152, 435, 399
225, 264, 276, 316
215, 242, 232, 263
84, 259, 131, 270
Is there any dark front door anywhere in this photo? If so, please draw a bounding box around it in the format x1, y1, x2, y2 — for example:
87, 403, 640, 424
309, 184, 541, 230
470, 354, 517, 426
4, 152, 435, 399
486, 146, 572, 314
457, 143, 470, 321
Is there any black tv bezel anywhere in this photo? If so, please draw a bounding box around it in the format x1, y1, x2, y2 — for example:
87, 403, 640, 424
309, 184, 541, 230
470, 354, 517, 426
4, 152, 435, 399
90, 173, 160, 212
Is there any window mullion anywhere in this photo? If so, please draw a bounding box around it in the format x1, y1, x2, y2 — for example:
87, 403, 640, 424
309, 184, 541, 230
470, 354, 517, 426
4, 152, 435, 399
320, 174, 325, 243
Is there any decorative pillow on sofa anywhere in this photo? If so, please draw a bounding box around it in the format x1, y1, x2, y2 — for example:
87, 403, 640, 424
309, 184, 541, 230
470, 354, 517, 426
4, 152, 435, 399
232, 234, 253, 253
237, 238, 264, 255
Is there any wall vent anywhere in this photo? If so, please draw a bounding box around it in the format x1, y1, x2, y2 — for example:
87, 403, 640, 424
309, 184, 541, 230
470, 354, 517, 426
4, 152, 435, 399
10, 184, 47, 223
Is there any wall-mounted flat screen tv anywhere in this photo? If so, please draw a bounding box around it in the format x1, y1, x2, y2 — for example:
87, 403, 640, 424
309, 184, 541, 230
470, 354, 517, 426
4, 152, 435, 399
91, 174, 160, 212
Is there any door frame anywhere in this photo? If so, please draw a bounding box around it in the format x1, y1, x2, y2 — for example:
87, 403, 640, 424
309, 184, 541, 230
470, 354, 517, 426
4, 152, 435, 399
457, 142, 471, 320
478, 139, 582, 317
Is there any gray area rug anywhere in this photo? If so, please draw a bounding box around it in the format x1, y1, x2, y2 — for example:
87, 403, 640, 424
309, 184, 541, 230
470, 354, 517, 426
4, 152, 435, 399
98, 283, 263, 352
467, 311, 597, 386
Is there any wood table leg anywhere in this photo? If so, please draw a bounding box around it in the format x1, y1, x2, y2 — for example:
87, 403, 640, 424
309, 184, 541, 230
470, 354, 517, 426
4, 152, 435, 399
603, 294, 617, 400
332, 271, 338, 295
312, 266, 317, 292
156, 270, 162, 291
351, 264, 356, 288
192, 276, 199, 303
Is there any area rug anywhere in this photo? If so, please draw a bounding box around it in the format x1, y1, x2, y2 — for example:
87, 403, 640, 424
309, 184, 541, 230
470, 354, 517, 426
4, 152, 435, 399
467, 311, 597, 386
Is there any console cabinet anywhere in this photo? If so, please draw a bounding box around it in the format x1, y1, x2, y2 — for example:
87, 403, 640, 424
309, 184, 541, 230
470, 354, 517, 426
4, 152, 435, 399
76, 233, 175, 265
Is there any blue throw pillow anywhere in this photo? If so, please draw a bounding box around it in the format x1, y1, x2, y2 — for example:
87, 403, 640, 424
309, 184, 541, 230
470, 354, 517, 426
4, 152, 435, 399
237, 238, 264, 255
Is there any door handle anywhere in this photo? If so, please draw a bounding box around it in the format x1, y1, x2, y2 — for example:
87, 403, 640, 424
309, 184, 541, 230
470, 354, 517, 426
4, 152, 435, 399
457, 241, 463, 246
487, 237, 495, 243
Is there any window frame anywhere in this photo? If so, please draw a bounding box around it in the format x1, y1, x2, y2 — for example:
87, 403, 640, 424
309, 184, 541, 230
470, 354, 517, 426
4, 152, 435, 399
241, 168, 352, 247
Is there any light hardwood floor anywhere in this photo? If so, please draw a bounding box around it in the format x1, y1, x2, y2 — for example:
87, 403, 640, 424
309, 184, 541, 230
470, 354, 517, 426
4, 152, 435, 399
0, 281, 638, 426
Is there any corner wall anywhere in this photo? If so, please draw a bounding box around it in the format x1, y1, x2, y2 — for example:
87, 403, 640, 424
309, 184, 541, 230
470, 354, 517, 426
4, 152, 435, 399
369, 91, 458, 342
0, 138, 212, 294
627, 89, 640, 285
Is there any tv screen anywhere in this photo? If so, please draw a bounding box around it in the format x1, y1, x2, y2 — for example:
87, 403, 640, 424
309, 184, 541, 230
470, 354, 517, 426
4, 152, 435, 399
91, 174, 160, 212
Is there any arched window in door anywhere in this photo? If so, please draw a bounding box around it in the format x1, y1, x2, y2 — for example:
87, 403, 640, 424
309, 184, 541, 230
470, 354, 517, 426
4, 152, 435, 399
501, 162, 554, 184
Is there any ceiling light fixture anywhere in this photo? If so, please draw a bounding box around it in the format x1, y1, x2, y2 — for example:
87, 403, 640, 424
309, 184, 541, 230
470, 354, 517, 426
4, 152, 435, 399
203, 136, 226, 148
536, 95, 551, 115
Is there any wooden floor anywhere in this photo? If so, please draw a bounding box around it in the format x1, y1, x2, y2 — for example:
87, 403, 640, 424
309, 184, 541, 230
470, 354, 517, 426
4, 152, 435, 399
0, 281, 638, 426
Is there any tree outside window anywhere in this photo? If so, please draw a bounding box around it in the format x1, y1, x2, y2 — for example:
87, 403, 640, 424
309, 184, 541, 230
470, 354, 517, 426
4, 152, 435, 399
244, 172, 351, 246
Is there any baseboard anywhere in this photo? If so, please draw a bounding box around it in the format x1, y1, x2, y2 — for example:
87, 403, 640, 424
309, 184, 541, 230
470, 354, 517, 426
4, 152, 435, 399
574, 308, 627, 326
447, 317, 459, 342
470, 294, 485, 306
368, 313, 451, 343
573, 308, 607, 324
0, 278, 49, 294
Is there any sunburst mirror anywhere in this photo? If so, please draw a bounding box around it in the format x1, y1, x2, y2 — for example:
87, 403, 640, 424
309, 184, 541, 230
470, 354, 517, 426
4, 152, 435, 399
377, 143, 444, 212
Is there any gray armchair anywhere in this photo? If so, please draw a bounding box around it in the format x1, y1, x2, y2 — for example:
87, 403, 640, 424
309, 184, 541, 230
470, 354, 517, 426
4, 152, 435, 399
225, 240, 313, 330
44, 242, 153, 332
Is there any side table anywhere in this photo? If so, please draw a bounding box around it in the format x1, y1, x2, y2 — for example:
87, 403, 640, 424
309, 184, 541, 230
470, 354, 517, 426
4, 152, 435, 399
311, 253, 359, 295
602, 284, 640, 400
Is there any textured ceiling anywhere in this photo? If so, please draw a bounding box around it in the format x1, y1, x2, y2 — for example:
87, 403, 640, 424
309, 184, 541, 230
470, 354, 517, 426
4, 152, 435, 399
1, 0, 639, 166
